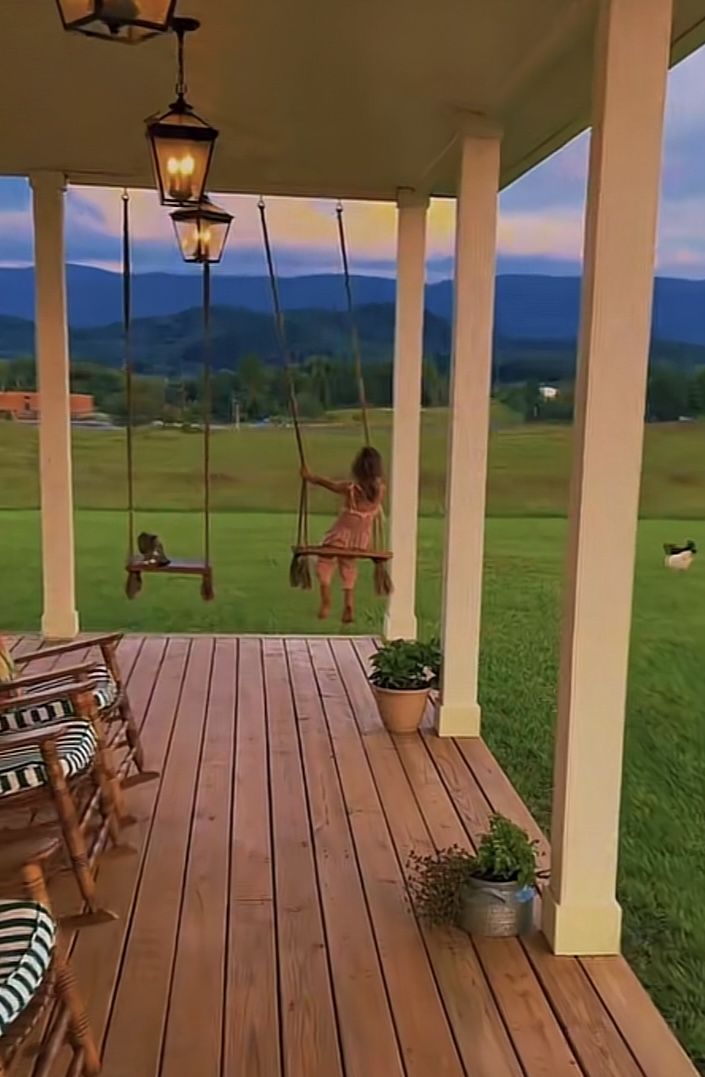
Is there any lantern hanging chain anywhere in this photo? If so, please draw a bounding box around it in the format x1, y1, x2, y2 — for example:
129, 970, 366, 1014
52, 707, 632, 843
122, 189, 136, 561
174, 22, 188, 101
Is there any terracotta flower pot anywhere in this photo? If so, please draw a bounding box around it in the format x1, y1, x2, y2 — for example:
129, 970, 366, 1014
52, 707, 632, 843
371, 685, 430, 734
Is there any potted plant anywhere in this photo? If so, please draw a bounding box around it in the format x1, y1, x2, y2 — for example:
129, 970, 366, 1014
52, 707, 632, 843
369, 638, 441, 734
407, 814, 542, 938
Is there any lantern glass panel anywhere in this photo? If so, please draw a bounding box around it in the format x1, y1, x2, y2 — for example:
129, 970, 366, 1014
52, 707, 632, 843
148, 109, 217, 206
172, 204, 232, 264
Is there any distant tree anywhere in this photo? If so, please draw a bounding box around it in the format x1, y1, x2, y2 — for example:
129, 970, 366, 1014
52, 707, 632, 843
688, 366, 705, 416
295, 390, 325, 420
647, 363, 691, 421
103, 376, 165, 425
238, 353, 271, 418
305, 356, 333, 410
524, 380, 542, 422
422, 358, 447, 407
5, 358, 35, 389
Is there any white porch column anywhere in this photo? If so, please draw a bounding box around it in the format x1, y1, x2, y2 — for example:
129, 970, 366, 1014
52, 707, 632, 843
437, 125, 500, 737
543, 0, 672, 956
31, 172, 79, 640
384, 189, 429, 641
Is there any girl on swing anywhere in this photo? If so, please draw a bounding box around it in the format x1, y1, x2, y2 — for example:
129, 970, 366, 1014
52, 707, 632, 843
301, 446, 385, 623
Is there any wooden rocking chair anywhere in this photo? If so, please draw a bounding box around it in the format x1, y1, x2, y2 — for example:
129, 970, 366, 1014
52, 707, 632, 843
0, 675, 132, 928
0, 854, 100, 1076
5, 634, 154, 782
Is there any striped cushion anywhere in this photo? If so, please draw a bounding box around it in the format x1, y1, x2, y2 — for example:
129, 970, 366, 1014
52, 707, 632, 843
0, 900, 55, 1036
0, 666, 117, 736
0, 721, 97, 799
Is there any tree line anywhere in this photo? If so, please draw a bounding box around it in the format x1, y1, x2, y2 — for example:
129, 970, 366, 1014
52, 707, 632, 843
0, 355, 448, 424
1, 355, 704, 425
500, 363, 705, 424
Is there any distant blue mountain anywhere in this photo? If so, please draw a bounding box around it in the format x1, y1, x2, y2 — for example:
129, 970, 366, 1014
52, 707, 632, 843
1, 265, 705, 346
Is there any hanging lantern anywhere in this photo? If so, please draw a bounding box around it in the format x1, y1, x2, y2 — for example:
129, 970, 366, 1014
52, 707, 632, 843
146, 17, 218, 206
171, 199, 233, 264
55, 0, 175, 43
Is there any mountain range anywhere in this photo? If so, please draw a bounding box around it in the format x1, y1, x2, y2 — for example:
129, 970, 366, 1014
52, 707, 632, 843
1, 266, 705, 375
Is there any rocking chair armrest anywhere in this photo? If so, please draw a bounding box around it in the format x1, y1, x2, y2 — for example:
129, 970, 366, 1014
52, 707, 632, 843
2, 664, 103, 693
16, 633, 124, 666
0, 681, 98, 716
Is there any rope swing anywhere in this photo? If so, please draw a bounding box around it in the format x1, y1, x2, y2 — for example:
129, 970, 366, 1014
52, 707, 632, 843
122, 189, 215, 601
257, 197, 392, 597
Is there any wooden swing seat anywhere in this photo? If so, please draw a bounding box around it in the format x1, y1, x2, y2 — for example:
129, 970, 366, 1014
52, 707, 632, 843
126, 557, 211, 578
293, 545, 392, 562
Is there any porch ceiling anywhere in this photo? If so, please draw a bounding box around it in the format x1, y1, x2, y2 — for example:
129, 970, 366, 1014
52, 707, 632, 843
3, 0, 705, 199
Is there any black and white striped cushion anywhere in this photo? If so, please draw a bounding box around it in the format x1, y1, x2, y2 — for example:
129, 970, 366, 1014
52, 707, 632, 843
0, 721, 97, 799
0, 666, 117, 736
0, 900, 55, 1036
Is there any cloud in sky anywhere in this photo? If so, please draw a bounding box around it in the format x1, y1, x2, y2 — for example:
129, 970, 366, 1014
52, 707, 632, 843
1, 45, 705, 278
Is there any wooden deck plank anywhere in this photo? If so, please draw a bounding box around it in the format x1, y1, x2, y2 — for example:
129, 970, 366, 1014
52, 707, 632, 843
99, 637, 213, 1077
262, 638, 344, 1077
159, 638, 238, 1076
60, 638, 178, 1054
337, 639, 525, 1077
580, 958, 698, 1077
306, 638, 465, 1077
455, 737, 551, 872
224, 638, 281, 1077
287, 638, 408, 1077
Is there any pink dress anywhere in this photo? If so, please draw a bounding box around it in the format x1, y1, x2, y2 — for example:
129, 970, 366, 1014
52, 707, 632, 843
316, 481, 384, 589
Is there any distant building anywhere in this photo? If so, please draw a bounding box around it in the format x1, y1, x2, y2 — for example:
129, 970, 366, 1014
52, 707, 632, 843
539, 385, 559, 400
0, 391, 94, 420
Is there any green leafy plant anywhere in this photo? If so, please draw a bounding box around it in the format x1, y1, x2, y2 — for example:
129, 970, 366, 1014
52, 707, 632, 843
369, 638, 441, 691
407, 815, 541, 926
473, 814, 540, 888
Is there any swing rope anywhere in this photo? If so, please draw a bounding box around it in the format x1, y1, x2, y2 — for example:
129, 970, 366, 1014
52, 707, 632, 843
258, 198, 312, 586
258, 197, 391, 596
335, 202, 392, 596
123, 190, 140, 598
122, 188, 214, 600
335, 201, 371, 447
201, 259, 214, 600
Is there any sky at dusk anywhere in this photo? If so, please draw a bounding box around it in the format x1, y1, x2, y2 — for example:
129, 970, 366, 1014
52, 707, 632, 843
1, 46, 704, 280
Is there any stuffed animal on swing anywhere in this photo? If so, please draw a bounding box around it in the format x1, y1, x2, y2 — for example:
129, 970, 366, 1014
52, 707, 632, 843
663, 540, 697, 571
137, 532, 170, 566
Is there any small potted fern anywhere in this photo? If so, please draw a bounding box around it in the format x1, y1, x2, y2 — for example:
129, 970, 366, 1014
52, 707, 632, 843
368, 638, 441, 734
408, 814, 541, 937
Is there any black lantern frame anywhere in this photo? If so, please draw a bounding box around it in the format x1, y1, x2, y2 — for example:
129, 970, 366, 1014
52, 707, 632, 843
171, 199, 233, 264
55, 0, 176, 44
146, 17, 219, 206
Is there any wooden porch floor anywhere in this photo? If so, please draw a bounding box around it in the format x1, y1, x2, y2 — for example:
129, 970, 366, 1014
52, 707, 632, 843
9, 634, 697, 1077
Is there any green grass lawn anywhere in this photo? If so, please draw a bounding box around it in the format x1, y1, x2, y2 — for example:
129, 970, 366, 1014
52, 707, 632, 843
1, 413, 704, 517
1, 417, 704, 1067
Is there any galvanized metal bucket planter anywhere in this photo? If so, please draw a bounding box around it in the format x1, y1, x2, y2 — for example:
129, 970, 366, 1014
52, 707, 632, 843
458, 877, 536, 938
